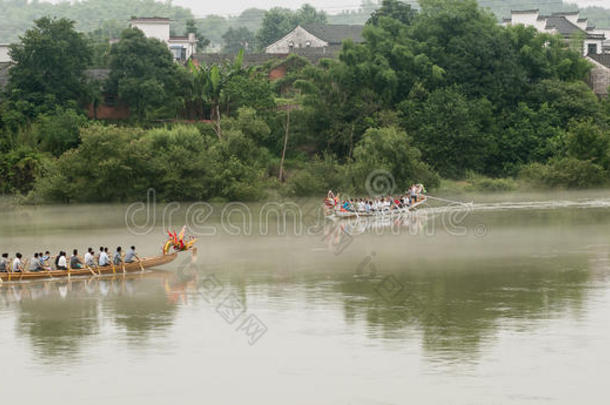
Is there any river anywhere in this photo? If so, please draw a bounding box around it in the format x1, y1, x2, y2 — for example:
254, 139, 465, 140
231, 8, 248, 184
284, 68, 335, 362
1, 190, 610, 404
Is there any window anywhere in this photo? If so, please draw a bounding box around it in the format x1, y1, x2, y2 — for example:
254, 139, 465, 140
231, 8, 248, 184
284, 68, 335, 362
587, 43, 598, 55
170, 45, 185, 61
305, 41, 311, 48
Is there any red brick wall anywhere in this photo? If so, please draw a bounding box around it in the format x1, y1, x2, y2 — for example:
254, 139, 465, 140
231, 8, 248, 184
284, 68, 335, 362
269, 66, 287, 80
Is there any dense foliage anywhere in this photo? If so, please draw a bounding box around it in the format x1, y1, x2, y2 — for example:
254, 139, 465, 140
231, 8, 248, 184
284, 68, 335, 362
106, 28, 185, 121
5, 17, 92, 122
1, 1, 610, 203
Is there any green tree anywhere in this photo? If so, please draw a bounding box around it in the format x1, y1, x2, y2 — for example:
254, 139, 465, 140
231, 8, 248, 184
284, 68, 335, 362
351, 126, 440, 192
402, 86, 494, 178
565, 120, 610, 169
31, 107, 89, 157
185, 19, 210, 51
256, 4, 328, 48
106, 28, 183, 121
222, 27, 256, 54
368, 0, 416, 26
6, 17, 92, 118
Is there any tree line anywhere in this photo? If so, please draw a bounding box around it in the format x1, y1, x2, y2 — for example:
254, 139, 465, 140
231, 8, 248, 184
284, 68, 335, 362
1, 0, 610, 203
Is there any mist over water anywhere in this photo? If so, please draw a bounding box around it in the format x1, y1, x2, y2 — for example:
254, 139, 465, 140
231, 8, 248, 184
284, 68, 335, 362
2, 190, 610, 404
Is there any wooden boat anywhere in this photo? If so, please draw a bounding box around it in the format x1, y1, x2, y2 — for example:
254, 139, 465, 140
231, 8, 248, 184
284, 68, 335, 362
1, 227, 197, 283
0, 252, 180, 282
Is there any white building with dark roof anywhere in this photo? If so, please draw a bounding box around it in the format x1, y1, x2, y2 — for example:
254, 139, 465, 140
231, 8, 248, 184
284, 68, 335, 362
265, 24, 364, 54
503, 9, 606, 56
130, 17, 197, 61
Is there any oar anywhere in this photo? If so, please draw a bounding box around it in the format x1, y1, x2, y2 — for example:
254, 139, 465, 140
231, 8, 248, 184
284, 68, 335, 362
136, 256, 145, 273
79, 256, 98, 277
19, 259, 29, 281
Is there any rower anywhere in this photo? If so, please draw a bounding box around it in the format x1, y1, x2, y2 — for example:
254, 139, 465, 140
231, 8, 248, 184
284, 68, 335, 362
0, 253, 8, 272
12, 253, 24, 272
70, 249, 83, 269
124, 246, 138, 263
39, 252, 51, 271
55, 251, 65, 270
113, 247, 123, 265
84, 248, 96, 268
99, 247, 110, 267
29, 253, 42, 272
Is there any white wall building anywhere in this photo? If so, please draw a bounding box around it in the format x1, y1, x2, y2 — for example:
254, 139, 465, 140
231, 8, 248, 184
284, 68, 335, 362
0, 44, 11, 63
265, 24, 364, 54
129, 17, 197, 61
503, 10, 606, 56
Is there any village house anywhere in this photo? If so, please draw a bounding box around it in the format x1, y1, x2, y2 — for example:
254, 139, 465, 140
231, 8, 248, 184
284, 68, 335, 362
0, 44, 10, 63
265, 24, 364, 54
587, 54, 610, 97
503, 9, 610, 97
502, 10, 607, 56
130, 17, 197, 61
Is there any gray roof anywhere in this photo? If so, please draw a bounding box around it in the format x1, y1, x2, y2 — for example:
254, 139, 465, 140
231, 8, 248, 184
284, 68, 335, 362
511, 9, 539, 14
300, 24, 364, 44
589, 53, 610, 68
545, 16, 604, 40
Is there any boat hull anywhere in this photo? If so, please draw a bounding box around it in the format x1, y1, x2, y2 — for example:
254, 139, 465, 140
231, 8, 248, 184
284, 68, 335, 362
0, 253, 178, 282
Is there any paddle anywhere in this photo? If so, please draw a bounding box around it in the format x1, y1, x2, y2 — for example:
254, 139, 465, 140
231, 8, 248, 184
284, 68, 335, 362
136, 256, 145, 273
19, 259, 29, 281
78, 255, 98, 277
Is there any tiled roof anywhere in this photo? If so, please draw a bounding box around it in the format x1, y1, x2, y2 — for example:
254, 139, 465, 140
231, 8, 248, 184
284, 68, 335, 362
130, 17, 170, 22
551, 11, 579, 16
545, 15, 603, 39
589, 53, 610, 68
511, 9, 539, 14
300, 24, 364, 44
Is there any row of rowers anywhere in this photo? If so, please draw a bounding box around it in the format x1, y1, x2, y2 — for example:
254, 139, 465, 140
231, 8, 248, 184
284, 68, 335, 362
0, 246, 141, 273
340, 193, 421, 212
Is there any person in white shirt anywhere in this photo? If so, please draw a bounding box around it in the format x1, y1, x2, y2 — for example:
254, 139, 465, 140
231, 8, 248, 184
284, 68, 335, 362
99, 247, 110, 267
57, 252, 67, 270
12, 253, 23, 272
84, 248, 96, 268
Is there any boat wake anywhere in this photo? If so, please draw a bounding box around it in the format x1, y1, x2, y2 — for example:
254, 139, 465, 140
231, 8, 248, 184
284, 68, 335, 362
421, 198, 610, 215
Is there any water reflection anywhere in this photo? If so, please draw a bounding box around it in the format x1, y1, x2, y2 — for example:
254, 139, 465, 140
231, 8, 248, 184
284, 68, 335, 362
334, 255, 593, 359
1, 273, 184, 362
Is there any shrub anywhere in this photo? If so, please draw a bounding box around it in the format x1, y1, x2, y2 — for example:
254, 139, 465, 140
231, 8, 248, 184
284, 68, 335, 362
0, 146, 47, 194
520, 157, 607, 189
465, 172, 517, 192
